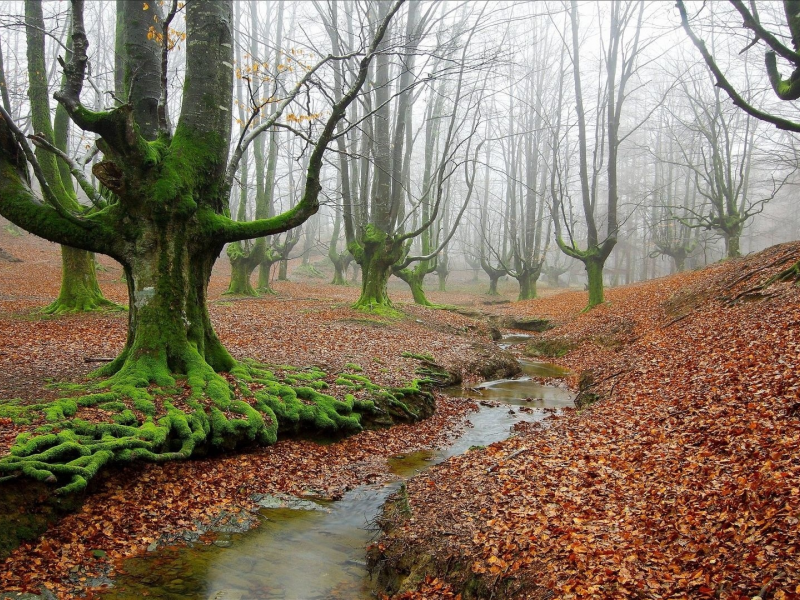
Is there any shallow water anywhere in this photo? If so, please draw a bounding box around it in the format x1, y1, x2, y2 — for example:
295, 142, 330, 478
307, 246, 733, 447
98, 360, 573, 600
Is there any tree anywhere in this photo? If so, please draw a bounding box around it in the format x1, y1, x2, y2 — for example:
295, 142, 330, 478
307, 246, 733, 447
476, 140, 511, 296
677, 0, 800, 279
0, 0, 403, 491
505, 52, 552, 301
551, 0, 646, 309
24, 1, 116, 314
329, 2, 485, 312
668, 64, 789, 258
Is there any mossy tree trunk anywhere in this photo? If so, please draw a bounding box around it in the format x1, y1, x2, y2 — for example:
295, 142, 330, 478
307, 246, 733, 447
225, 240, 265, 296
351, 228, 405, 310
26, 0, 114, 315
585, 256, 605, 308
517, 266, 542, 301
102, 223, 235, 384
394, 266, 432, 307
49, 247, 113, 312
724, 229, 742, 258
2, 0, 398, 380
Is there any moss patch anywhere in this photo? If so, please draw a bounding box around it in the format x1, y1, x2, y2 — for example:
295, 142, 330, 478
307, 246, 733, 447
0, 362, 434, 495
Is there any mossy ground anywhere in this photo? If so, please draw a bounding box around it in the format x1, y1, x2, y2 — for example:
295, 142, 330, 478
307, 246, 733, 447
0, 361, 433, 495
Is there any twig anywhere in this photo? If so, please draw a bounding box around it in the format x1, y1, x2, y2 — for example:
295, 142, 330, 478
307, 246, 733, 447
487, 447, 531, 473
662, 312, 693, 330
83, 357, 115, 363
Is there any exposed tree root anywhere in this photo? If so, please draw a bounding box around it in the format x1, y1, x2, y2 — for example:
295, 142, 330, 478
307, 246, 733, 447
727, 259, 800, 304
40, 295, 123, 316
0, 360, 433, 495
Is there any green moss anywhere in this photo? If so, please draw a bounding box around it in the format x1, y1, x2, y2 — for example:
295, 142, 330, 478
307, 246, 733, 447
401, 351, 435, 362
0, 359, 433, 493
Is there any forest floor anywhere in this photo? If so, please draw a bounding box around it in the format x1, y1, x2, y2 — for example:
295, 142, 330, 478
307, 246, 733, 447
1, 227, 799, 599
373, 242, 800, 600
0, 227, 525, 598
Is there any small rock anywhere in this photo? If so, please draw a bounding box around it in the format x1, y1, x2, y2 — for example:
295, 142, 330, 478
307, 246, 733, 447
213, 540, 233, 548
146, 541, 158, 552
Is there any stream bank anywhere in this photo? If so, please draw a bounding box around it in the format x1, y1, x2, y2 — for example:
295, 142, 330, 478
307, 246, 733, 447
365, 244, 800, 600
85, 357, 572, 599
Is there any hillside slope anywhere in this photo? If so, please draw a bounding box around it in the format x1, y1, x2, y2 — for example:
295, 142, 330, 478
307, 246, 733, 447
373, 243, 800, 600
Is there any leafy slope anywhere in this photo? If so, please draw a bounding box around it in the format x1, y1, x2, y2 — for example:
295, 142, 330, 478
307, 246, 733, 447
375, 242, 800, 600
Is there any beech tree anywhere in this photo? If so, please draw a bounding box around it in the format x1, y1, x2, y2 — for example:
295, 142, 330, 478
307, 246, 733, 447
24, 1, 115, 314
325, 1, 485, 311
0, 0, 403, 491
551, 0, 647, 309
677, 0, 800, 279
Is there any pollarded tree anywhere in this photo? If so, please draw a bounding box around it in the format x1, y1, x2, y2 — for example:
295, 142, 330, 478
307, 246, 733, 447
324, 1, 484, 312
552, 0, 647, 309
668, 73, 788, 258
476, 140, 511, 296
677, 0, 800, 279
0, 0, 403, 491
25, 1, 116, 314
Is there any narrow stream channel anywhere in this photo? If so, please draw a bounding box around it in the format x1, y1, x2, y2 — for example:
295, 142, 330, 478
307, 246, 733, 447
97, 341, 573, 600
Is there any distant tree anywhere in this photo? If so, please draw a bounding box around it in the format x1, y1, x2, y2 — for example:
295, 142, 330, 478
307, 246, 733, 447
24, 1, 115, 314
551, 0, 647, 309
678, 0, 800, 279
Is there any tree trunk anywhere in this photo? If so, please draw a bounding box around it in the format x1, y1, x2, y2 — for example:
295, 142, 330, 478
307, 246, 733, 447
488, 274, 500, 296
100, 224, 234, 385
436, 254, 448, 292
585, 258, 605, 308
395, 268, 432, 307
725, 232, 741, 258
331, 259, 347, 285
674, 252, 686, 273
44, 247, 116, 314
352, 231, 403, 311
278, 258, 288, 281
225, 241, 264, 296
227, 259, 257, 296
26, 0, 114, 315
517, 270, 538, 301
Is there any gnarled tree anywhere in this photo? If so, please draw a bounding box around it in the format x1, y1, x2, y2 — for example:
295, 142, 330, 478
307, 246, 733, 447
0, 0, 403, 491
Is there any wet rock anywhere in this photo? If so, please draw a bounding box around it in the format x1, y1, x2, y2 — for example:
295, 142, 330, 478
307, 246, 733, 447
503, 316, 553, 332
252, 492, 328, 512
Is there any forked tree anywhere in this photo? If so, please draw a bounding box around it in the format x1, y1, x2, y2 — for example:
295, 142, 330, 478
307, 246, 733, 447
677, 0, 800, 280
23, 1, 115, 314
551, 0, 646, 309
0, 0, 403, 490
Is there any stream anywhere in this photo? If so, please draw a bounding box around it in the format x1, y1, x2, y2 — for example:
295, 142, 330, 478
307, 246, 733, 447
96, 342, 573, 600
